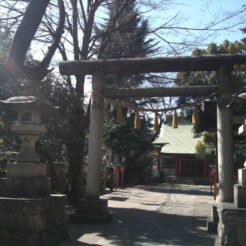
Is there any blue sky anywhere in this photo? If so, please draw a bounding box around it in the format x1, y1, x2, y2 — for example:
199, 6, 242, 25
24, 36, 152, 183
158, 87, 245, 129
181, 0, 245, 42
142, 0, 246, 55
190, 1, 243, 38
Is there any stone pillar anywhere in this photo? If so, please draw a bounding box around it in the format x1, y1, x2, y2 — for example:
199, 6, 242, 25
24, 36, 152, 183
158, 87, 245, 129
216, 66, 234, 203
214, 118, 246, 245
72, 72, 111, 223
86, 71, 105, 199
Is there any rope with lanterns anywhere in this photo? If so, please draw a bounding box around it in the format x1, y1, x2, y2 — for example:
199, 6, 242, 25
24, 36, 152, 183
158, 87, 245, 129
91, 90, 218, 130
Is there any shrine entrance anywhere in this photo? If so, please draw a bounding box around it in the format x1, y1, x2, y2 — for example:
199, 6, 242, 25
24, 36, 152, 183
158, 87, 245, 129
59, 55, 246, 232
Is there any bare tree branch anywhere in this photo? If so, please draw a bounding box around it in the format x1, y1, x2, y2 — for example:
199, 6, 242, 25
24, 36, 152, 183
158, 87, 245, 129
5, 0, 50, 78
38, 0, 65, 76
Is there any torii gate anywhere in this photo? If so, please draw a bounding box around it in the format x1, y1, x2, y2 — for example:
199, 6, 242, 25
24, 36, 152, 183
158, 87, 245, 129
60, 54, 246, 221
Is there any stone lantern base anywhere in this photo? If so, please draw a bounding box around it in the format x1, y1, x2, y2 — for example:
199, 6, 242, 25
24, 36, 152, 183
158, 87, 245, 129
0, 163, 68, 245
0, 177, 51, 198
0, 195, 68, 246
0, 162, 51, 198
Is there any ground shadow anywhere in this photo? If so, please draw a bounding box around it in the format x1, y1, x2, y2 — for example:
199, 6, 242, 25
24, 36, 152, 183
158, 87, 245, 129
67, 207, 215, 246
137, 184, 212, 197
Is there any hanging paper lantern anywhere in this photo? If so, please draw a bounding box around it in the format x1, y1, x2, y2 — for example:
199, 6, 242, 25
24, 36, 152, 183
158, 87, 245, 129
134, 111, 141, 129
153, 112, 158, 131
116, 104, 123, 123
172, 111, 178, 128
127, 108, 131, 118
192, 107, 199, 127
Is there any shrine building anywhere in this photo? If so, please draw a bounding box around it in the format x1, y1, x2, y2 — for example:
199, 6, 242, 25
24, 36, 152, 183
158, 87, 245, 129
154, 121, 208, 184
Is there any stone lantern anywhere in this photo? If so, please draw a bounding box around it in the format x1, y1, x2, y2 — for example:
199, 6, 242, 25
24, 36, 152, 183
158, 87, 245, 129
0, 96, 68, 245
0, 96, 52, 197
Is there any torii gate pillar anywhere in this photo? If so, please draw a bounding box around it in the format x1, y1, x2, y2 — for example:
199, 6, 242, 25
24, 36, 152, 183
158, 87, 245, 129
86, 71, 105, 199
216, 65, 234, 203
72, 71, 112, 223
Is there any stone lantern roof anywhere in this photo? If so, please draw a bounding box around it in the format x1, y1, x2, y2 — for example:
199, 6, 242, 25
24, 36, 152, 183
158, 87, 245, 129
0, 96, 54, 111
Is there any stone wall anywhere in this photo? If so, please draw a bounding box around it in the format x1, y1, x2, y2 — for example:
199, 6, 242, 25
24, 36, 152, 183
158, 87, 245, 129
0, 195, 68, 246
215, 202, 246, 246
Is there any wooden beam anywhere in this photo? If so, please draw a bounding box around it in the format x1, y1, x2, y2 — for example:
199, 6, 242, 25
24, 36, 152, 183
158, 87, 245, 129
101, 86, 218, 98
59, 54, 246, 75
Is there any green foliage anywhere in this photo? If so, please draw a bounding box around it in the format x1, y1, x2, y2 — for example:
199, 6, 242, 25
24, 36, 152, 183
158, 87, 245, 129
33, 74, 77, 164
127, 152, 154, 184
95, 0, 157, 89
0, 117, 20, 151
103, 110, 154, 183
176, 40, 246, 106
195, 132, 217, 164
196, 133, 246, 174
104, 112, 153, 157
97, 1, 156, 59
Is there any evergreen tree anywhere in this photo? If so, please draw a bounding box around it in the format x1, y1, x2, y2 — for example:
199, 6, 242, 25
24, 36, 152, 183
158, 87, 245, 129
96, 0, 156, 183
95, 0, 157, 88
175, 40, 246, 106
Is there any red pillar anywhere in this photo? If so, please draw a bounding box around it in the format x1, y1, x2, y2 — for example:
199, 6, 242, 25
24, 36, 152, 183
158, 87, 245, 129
121, 168, 125, 187
175, 157, 180, 176
203, 160, 207, 177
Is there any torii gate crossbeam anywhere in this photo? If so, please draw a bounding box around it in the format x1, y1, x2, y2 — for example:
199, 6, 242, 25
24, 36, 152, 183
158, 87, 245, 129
60, 54, 246, 75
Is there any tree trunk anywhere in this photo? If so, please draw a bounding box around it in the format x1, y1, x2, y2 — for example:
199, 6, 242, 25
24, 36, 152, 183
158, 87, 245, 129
67, 123, 85, 204
66, 77, 87, 204
67, 147, 83, 204
7, 0, 50, 69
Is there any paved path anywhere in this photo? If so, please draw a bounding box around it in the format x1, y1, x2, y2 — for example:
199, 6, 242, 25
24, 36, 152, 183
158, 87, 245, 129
67, 184, 215, 246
